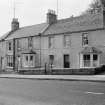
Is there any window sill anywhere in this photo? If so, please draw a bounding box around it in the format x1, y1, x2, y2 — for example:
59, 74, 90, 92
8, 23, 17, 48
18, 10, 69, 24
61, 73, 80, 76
6, 66, 13, 68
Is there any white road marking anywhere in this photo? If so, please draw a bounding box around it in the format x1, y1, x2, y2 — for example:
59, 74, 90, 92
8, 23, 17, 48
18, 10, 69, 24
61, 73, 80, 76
85, 91, 104, 95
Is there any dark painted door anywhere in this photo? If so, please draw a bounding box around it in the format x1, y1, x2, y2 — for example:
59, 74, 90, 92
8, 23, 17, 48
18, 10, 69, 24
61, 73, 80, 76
64, 55, 70, 68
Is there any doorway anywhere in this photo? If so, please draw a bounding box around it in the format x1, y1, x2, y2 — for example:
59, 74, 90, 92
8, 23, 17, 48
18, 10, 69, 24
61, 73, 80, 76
64, 54, 70, 68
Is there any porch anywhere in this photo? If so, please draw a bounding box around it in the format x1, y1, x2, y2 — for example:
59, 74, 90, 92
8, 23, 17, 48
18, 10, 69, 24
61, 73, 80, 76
80, 46, 102, 68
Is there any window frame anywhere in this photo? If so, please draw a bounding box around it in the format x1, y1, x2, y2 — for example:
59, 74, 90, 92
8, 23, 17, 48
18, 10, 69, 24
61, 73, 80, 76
82, 33, 88, 46
48, 36, 54, 48
23, 54, 35, 67
28, 36, 33, 48
7, 55, 13, 68
64, 35, 71, 48
83, 54, 91, 67
93, 54, 98, 61
8, 42, 12, 51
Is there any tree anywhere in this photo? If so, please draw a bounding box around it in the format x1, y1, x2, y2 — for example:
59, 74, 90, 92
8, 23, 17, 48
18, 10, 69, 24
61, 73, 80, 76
85, 0, 102, 14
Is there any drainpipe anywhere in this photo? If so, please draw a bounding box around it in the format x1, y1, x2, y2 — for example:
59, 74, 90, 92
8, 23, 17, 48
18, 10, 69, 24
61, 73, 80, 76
39, 33, 42, 68
13, 38, 15, 71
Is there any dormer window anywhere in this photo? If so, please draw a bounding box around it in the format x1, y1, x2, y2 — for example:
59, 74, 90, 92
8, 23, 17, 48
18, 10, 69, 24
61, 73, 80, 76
82, 33, 88, 46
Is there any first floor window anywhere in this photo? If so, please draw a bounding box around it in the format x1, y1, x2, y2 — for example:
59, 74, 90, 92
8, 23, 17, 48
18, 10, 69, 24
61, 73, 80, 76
64, 35, 71, 47
9, 42, 12, 50
7, 55, 13, 67
82, 33, 88, 46
6, 41, 12, 51
28, 37, 33, 48
49, 36, 54, 48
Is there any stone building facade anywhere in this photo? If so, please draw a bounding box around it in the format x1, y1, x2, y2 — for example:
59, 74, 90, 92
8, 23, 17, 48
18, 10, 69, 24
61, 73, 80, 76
1, 4, 105, 74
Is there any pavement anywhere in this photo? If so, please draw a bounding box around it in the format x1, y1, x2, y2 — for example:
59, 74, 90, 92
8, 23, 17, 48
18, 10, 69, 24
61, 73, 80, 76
0, 74, 105, 82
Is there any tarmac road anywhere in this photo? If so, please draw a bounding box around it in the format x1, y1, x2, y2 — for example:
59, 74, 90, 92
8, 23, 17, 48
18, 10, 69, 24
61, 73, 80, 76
0, 78, 104, 105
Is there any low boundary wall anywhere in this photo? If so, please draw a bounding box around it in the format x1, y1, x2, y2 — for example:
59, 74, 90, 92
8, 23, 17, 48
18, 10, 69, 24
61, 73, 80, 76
17, 68, 96, 75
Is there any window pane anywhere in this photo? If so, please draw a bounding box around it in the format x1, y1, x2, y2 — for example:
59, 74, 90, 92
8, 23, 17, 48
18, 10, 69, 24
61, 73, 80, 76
28, 37, 33, 47
26, 56, 28, 61
82, 33, 88, 46
84, 60, 90, 67
9, 42, 11, 50
7, 56, 13, 67
93, 54, 98, 60
49, 37, 54, 48
30, 55, 33, 61
64, 35, 70, 47
83, 54, 90, 67
83, 55, 90, 60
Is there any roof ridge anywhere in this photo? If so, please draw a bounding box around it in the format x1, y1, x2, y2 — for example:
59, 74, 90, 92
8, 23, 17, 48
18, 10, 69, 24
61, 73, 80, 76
20, 22, 47, 30
57, 12, 102, 24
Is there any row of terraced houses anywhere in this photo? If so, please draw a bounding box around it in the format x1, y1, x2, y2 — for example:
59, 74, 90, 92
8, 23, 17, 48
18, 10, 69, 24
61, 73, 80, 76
0, 2, 105, 74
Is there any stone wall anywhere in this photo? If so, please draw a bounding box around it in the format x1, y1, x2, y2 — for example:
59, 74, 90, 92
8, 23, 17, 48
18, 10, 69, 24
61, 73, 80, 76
18, 68, 95, 75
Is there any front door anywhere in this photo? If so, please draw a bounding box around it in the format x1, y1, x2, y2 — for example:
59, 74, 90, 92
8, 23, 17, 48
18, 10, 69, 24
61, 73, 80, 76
64, 55, 70, 68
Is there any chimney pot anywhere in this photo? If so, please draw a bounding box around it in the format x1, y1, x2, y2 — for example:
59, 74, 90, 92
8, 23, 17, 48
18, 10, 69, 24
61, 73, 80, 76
47, 9, 57, 25
11, 18, 19, 31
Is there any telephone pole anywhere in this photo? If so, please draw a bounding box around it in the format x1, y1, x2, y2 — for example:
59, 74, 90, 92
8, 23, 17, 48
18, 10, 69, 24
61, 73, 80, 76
57, 0, 59, 17
13, 0, 16, 18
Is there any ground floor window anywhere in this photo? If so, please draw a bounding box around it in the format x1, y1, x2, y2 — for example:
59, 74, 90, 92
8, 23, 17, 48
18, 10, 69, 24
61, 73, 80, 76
80, 54, 99, 68
22, 54, 35, 67
83, 54, 90, 67
7, 55, 13, 67
93, 54, 98, 61
93, 54, 98, 67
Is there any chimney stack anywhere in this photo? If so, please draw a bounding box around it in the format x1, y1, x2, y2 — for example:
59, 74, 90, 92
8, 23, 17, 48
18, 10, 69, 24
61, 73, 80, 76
11, 18, 19, 31
47, 9, 57, 25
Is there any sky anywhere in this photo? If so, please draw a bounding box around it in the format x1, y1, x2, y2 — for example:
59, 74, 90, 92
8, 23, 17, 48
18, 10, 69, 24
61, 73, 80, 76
0, 0, 92, 36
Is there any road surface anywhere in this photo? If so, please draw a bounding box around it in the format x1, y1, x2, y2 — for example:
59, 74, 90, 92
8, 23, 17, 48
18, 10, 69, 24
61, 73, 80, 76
0, 78, 104, 105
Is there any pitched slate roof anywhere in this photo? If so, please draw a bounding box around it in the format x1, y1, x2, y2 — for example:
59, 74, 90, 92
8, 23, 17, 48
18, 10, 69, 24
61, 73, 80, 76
0, 32, 11, 41
5, 23, 48, 40
0, 12, 104, 40
44, 13, 103, 35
